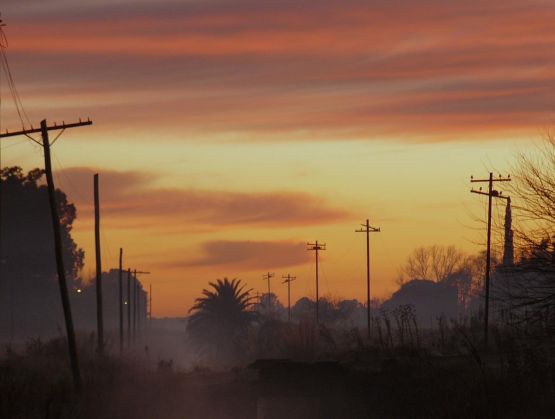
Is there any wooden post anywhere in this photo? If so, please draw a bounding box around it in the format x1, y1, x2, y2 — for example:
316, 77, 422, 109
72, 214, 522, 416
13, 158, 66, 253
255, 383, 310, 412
470, 173, 511, 346
133, 269, 137, 343
356, 220, 380, 339
485, 173, 493, 346
1, 118, 91, 391
307, 242, 326, 325
127, 268, 131, 347
118, 248, 123, 354
94, 173, 104, 354
41, 120, 81, 390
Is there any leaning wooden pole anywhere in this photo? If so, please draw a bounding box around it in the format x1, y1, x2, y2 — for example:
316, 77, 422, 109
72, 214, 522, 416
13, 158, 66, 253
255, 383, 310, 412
41, 120, 81, 390
94, 174, 104, 355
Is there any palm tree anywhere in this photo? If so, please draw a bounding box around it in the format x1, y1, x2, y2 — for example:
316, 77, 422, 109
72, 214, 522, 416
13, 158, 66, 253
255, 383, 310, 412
187, 278, 256, 365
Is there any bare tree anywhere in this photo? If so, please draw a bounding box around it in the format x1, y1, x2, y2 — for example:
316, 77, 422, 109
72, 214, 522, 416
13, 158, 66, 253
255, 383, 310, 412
498, 134, 555, 331
510, 133, 555, 247
398, 245, 467, 283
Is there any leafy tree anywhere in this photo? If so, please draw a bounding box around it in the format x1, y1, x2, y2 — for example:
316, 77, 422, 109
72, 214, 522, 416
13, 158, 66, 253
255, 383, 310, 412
0, 167, 84, 337
187, 278, 256, 365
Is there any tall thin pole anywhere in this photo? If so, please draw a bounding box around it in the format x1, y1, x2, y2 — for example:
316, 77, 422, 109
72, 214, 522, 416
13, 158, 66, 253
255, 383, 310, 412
287, 278, 291, 322
366, 222, 370, 335
282, 274, 296, 322
94, 173, 104, 355
133, 269, 137, 343
2, 117, 92, 391
316, 248, 319, 323
356, 219, 380, 339
127, 268, 131, 347
262, 272, 274, 313
137, 283, 141, 338
307, 241, 326, 324
485, 173, 493, 345
118, 248, 123, 354
470, 172, 511, 346
41, 120, 81, 390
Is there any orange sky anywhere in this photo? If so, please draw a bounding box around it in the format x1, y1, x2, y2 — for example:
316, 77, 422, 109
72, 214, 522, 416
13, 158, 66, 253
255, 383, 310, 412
1, 0, 554, 316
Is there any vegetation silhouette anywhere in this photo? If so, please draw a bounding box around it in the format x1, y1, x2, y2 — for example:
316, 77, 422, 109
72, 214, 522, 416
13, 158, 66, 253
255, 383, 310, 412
0, 166, 83, 338
186, 278, 256, 366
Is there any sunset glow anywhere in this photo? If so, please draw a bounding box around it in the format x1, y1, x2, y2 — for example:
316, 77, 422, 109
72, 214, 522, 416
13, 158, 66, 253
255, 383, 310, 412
1, 0, 554, 316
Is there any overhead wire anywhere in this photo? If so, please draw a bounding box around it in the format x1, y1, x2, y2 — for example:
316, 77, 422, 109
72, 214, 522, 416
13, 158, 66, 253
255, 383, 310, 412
0, 21, 80, 338
0, 25, 40, 145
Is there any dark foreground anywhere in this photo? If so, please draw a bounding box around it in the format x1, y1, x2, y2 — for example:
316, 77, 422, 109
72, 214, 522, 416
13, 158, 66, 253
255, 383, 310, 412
0, 337, 554, 419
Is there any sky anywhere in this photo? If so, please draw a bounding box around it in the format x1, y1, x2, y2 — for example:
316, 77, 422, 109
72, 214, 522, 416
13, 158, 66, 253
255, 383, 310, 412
1, 0, 554, 317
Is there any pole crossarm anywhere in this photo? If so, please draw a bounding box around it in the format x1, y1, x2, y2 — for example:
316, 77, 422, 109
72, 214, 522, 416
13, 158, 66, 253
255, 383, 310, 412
0, 119, 92, 139
471, 176, 511, 183
355, 225, 381, 234
307, 242, 326, 251
282, 275, 296, 284
470, 189, 510, 200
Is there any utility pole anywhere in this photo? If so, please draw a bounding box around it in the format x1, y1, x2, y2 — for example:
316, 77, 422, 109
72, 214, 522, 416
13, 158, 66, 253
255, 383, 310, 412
307, 241, 326, 324
282, 274, 296, 322
263, 272, 274, 313
94, 173, 104, 355
133, 269, 137, 343
127, 268, 131, 347
118, 248, 123, 354
356, 219, 380, 339
0, 118, 92, 391
470, 172, 511, 346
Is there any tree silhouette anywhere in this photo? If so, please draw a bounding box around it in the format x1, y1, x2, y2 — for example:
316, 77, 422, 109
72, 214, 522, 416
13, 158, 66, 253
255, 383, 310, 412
0, 166, 84, 337
497, 135, 555, 332
187, 278, 256, 365
254, 292, 285, 319
398, 245, 467, 284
